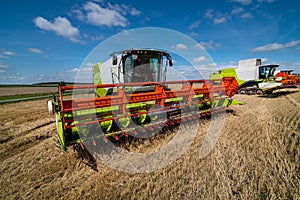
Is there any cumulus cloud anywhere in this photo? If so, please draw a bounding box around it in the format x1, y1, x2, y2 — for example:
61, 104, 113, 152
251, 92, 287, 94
0, 62, 9, 69
0, 50, 15, 58
213, 17, 226, 24
197, 0, 271, 27
85, 62, 95, 67
257, 0, 275, 2
189, 20, 201, 29
173, 43, 188, 50
28, 48, 43, 53
82, 2, 127, 27
128, 7, 142, 16
252, 40, 300, 52
193, 56, 207, 64
0, 72, 26, 83
231, 7, 244, 15
0, 63, 9, 74
200, 7, 254, 25
205, 9, 214, 19
108, 3, 141, 16
33, 16, 80, 42
189, 32, 199, 37
72, 2, 141, 27
231, 0, 275, 5
195, 41, 220, 51
231, 0, 252, 5
2, 51, 15, 56
241, 12, 254, 19
231, 7, 254, 20
203, 9, 227, 25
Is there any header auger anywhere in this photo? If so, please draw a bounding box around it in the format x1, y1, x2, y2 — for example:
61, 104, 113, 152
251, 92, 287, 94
48, 49, 240, 151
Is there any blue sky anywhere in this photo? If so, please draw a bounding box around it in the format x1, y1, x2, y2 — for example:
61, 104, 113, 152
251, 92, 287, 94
0, 0, 299, 83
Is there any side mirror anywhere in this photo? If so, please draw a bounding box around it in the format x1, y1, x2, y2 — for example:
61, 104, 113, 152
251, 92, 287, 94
112, 55, 118, 65
169, 59, 173, 67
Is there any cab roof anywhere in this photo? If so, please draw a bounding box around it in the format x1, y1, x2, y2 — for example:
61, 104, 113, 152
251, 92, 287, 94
110, 49, 171, 57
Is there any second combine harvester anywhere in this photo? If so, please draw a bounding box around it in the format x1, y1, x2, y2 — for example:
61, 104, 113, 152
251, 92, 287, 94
210, 58, 284, 95
48, 49, 240, 151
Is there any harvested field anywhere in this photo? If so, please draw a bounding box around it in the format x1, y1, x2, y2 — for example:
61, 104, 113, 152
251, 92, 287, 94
0, 88, 299, 199
0, 87, 57, 96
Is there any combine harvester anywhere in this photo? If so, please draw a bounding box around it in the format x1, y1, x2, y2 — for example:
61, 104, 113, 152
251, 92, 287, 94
211, 58, 284, 95
48, 49, 240, 151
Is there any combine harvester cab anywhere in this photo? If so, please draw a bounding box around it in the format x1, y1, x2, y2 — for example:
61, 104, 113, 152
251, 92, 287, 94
48, 49, 240, 151
211, 58, 283, 95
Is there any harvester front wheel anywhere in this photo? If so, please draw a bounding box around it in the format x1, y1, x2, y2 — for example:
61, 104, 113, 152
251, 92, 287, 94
256, 89, 263, 95
238, 88, 246, 94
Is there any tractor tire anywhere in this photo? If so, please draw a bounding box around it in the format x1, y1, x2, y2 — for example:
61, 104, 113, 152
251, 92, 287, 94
238, 88, 246, 94
256, 89, 263, 95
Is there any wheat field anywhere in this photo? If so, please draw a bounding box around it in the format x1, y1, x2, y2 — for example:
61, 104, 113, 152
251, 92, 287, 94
0, 88, 299, 199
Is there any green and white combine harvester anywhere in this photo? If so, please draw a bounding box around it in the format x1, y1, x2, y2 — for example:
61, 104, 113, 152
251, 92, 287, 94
210, 58, 283, 95
48, 49, 240, 151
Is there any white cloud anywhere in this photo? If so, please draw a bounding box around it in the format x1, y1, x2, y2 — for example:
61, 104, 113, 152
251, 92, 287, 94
232, 7, 244, 15
33, 16, 80, 42
193, 56, 207, 64
128, 7, 142, 16
257, 0, 275, 2
189, 32, 199, 37
231, 7, 254, 20
203, 9, 227, 25
85, 62, 95, 67
91, 35, 104, 41
241, 12, 254, 19
205, 9, 214, 19
0, 72, 26, 83
231, 0, 252, 5
194, 44, 203, 50
2, 51, 15, 56
195, 41, 220, 51
83, 33, 104, 41
72, 2, 141, 28
231, 0, 274, 5
189, 21, 201, 29
83, 2, 127, 27
0, 63, 9, 69
261, 58, 269, 63
0, 63, 9, 74
28, 48, 43, 53
214, 17, 226, 24
173, 43, 188, 50
108, 3, 141, 16
203, 6, 253, 25
204, 9, 241, 25
66, 68, 80, 73
65, 64, 93, 74
252, 40, 300, 52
